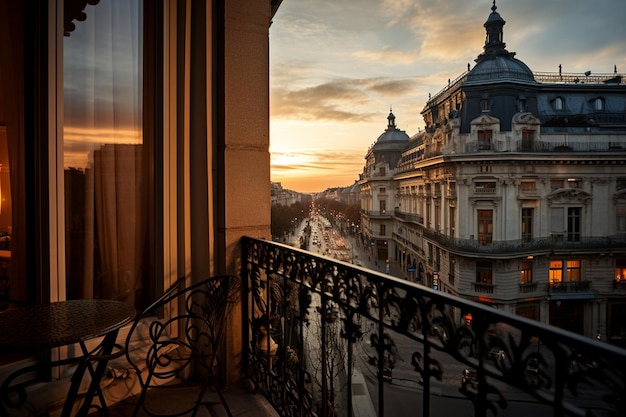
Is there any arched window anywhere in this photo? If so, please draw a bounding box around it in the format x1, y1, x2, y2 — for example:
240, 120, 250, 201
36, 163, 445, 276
480, 98, 491, 112
554, 97, 564, 111
594, 97, 604, 111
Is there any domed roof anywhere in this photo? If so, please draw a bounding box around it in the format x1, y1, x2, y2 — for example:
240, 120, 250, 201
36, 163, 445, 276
372, 110, 409, 151
466, 55, 535, 83
465, 1, 536, 85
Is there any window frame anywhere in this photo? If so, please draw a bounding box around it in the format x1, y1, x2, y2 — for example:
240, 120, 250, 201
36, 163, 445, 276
520, 260, 533, 284
50, 0, 175, 306
476, 260, 493, 284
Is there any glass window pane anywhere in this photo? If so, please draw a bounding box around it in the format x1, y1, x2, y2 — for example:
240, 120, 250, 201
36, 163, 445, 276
63, 0, 148, 305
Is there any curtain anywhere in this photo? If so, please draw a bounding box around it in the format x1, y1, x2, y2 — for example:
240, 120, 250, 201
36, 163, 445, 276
64, 0, 146, 304
0, 1, 26, 301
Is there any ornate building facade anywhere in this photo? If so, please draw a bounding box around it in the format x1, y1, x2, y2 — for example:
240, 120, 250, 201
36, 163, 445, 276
359, 3, 626, 345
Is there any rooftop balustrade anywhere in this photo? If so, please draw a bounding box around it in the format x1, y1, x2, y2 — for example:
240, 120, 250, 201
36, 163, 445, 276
241, 237, 626, 417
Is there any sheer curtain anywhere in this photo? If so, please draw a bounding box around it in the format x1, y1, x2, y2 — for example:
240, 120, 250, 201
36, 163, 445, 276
64, 0, 147, 305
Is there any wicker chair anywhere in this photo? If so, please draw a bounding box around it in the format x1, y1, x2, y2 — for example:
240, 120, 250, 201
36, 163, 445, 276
124, 276, 235, 417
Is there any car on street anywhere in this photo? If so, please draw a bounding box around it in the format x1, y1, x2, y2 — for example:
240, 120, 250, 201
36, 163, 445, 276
461, 368, 477, 388
379, 367, 393, 382
488, 348, 506, 362
526, 356, 539, 374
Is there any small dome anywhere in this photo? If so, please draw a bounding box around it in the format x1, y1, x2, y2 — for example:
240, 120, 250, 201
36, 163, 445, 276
372, 111, 409, 150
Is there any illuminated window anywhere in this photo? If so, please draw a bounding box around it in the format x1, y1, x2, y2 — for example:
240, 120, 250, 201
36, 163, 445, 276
616, 259, 626, 281
550, 259, 581, 284
520, 261, 533, 284
476, 261, 493, 284
567, 260, 581, 282
549, 260, 562, 284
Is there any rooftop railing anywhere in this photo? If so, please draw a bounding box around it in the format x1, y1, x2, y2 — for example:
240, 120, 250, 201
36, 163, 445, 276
241, 237, 626, 417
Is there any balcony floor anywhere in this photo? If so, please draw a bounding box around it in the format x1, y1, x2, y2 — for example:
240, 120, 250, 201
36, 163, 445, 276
101, 380, 279, 417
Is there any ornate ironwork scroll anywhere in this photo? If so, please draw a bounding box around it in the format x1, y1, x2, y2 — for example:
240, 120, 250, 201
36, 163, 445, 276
242, 236, 626, 417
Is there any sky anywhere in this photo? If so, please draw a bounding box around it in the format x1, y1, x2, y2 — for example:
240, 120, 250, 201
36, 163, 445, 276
268, 0, 626, 193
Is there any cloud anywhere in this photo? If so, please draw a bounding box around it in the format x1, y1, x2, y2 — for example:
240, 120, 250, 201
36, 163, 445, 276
353, 47, 420, 66
271, 76, 421, 121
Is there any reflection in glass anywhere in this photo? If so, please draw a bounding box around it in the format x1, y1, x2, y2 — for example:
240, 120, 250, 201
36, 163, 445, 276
63, 0, 146, 304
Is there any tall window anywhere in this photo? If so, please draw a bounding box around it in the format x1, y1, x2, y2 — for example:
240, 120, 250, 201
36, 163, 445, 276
567, 207, 581, 241
522, 208, 533, 242
63, 0, 154, 306
449, 206, 456, 237
477, 209, 493, 244
616, 259, 626, 282
480, 99, 491, 112
379, 224, 386, 236
567, 260, 581, 282
550, 207, 564, 236
520, 261, 533, 284
379, 199, 386, 214
521, 129, 535, 151
477, 130, 492, 150
549, 260, 563, 284
476, 261, 493, 284
617, 206, 626, 233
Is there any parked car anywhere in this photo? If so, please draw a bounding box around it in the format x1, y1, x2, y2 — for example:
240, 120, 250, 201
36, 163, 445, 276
526, 357, 539, 374
488, 348, 506, 362
461, 368, 477, 388
380, 367, 393, 382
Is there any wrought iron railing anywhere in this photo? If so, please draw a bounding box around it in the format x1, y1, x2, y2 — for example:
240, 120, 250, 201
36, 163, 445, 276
242, 236, 626, 417
420, 229, 626, 256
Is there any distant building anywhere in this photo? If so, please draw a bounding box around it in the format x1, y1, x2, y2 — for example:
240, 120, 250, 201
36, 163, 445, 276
316, 181, 360, 206
271, 182, 302, 206
359, 3, 626, 345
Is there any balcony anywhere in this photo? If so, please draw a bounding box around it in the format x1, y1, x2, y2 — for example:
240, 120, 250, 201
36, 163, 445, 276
11, 238, 625, 417
236, 237, 626, 417
472, 282, 495, 294
519, 282, 539, 294
420, 229, 626, 257
548, 280, 592, 293
394, 209, 424, 225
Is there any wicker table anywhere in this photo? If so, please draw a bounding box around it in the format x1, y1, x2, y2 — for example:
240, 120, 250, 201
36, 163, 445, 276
0, 299, 136, 416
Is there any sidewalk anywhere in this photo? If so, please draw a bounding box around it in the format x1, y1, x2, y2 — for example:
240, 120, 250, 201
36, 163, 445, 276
351, 368, 377, 417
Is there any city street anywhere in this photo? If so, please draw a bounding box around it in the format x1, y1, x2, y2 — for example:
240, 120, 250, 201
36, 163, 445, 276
285, 214, 614, 417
